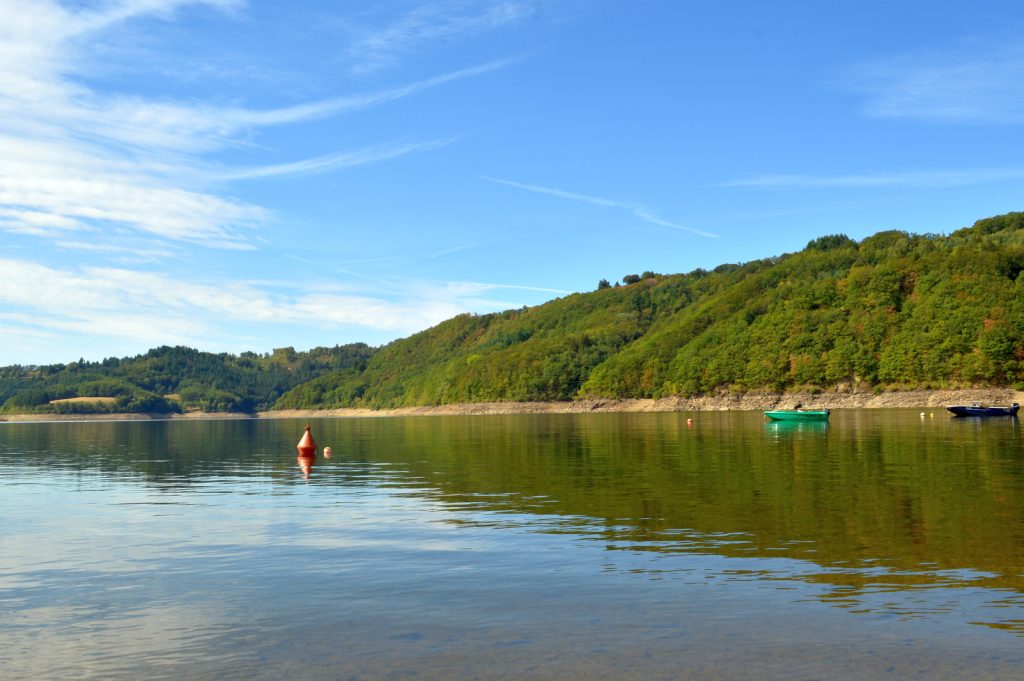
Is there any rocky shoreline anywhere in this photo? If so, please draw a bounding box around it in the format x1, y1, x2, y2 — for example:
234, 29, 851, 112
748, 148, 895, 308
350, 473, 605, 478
2, 388, 1022, 422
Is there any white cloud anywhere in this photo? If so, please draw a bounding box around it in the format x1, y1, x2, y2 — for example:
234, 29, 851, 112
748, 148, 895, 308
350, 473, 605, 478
723, 167, 1024, 189
0, 1, 507, 251
0, 3, 531, 363
0, 258, 512, 356
0, 135, 264, 246
219, 138, 457, 180
45, 58, 512, 155
482, 176, 719, 238
0, 322, 56, 341
346, 1, 536, 74
846, 41, 1024, 124
440, 280, 571, 295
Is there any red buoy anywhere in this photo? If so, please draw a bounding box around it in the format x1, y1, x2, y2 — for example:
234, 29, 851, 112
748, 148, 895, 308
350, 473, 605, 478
297, 424, 317, 456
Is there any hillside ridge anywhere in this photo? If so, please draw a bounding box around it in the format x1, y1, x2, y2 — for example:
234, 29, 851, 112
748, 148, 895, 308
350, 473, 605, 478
277, 211, 1024, 410
4, 212, 1024, 414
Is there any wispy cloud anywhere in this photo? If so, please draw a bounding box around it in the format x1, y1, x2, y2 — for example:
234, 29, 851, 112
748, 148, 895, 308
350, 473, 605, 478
427, 242, 487, 259
219, 138, 456, 180
482, 176, 718, 238
346, 1, 536, 74
723, 167, 1024, 189
0, 133, 265, 247
438, 279, 572, 296
0, 258, 518, 356
0, 3, 536, 363
54, 239, 180, 265
845, 40, 1024, 124
0, 1, 506, 250
159, 57, 515, 149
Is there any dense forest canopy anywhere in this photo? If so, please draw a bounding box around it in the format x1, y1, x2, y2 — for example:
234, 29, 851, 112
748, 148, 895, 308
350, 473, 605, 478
4, 212, 1024, 413
277, 212, 1024, 409
0, 344, 374, 414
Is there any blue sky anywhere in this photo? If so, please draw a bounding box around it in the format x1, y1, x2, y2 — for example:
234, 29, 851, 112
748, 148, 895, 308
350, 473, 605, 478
2, 0, 1023, 365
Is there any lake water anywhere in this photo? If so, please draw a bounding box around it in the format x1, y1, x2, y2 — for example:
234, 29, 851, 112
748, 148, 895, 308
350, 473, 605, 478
2, 410, 1023, 680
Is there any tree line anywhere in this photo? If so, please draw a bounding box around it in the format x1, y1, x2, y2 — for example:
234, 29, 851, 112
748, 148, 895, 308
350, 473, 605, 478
4, 212, 1024, 413
0, 344, 374, 414
277, 212, 1024, 408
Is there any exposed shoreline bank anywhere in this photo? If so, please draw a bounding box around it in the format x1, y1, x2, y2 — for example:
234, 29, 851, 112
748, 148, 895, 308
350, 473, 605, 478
2, 388, 1022, 422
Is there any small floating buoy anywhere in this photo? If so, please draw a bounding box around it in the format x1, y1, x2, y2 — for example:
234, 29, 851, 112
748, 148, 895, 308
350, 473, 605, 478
297, 424, 317, 456
323, 446, 333, 458
920, 412, 926, 418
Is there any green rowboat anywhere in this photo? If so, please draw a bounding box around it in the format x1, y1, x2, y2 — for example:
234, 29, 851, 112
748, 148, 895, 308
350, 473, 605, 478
763, 409, 830, 422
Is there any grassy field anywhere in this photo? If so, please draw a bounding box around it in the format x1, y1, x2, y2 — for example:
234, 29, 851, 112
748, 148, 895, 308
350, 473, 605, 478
48, 397, 118, 405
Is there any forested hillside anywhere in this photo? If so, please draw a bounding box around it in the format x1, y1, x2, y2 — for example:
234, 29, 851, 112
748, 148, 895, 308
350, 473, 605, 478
0, 344, 374, 414
5, 213, 1024, 414
277, 212, 1024, 409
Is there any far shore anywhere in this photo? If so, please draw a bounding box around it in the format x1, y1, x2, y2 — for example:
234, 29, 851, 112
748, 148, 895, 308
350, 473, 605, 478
2, 388, 1022, 422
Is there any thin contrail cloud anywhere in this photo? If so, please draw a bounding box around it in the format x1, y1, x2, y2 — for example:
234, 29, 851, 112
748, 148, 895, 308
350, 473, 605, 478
721, 167, 1024, 189
482, 176, 718, 238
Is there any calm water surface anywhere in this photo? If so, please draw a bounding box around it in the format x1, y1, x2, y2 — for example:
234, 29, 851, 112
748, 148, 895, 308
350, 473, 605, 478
2, 411, 1023, 679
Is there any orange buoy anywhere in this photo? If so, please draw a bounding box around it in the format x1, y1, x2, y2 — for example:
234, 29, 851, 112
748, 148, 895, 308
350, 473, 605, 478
297, 424, 317, 456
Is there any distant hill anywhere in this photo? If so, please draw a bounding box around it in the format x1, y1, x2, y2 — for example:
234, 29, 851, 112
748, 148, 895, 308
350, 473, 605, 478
276, 212, 1024, 409
5, 212, 1024, 414
0, 344, 374, 414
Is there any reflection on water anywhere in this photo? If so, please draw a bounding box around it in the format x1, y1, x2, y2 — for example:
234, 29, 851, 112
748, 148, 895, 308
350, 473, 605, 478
2, 412, 1024, 679
297, 452, 315, 478
763, 419, 829, 435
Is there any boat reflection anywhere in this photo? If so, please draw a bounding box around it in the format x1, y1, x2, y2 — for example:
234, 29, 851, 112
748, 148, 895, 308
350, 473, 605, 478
948, 414, 1020, 434
763, 420, 829, 436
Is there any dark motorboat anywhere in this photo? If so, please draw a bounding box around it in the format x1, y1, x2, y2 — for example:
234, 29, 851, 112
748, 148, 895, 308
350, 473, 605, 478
947, 402, 1020, 417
